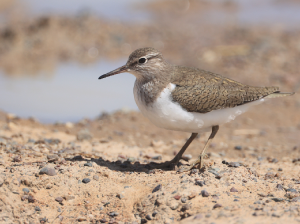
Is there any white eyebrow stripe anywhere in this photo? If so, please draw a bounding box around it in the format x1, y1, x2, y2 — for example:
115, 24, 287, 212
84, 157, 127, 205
145, 52, 160, 58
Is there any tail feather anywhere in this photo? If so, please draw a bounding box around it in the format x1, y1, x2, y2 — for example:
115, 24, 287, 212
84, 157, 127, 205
265, 91, 295, 99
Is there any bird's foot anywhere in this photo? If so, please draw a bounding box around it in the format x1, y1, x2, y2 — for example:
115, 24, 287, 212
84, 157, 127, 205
183, 153, 208, 171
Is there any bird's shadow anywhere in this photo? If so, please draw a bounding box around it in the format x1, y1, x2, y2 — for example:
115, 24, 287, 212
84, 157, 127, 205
65, 155, 198, 173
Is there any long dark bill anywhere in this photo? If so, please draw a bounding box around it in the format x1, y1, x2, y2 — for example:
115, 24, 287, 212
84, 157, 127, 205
98, 65, 128, 79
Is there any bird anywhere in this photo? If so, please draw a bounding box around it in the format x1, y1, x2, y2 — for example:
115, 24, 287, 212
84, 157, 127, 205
98, 47, 294, 170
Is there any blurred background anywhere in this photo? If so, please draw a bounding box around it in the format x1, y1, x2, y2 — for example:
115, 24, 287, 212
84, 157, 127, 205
0, 0, 299, 123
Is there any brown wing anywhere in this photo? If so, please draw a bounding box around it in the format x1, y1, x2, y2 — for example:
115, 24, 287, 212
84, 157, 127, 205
171, 66, 279, 113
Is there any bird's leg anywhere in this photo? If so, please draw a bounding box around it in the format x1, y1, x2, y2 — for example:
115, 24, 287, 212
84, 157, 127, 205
169, 133, 198, 164
189, 125, 219, 170
150, 133, 198, 169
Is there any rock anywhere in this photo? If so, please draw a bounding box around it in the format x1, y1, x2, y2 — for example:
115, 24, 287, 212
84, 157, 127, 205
82, 178, 91, 184
22, 188, 30, 194
195, 180, 205, 186
152, 184, 162, 193
55, 197, 63, 203
181, 197, 187, 203
174, 195, 181, 200
230, 187, 238, 192
234, 145, 242, 150
271, 198, 284, 202
39, 166, 56, 176
64, 195, 75, 201
151, 155, 162, 160
181, 204, 190, 211
93, 175, 99, 181
146, 214, 152, 220
208, 167, 220, 176
77, 217, 87, 222
169, 201, 179, 210
77, 129, 93, 141
228, 162, 241, 167
188, 192, 197, 199
127, 157, 136, 163
35, 206, 41, 211
201, 190, 210, 197
286, 188, 298, 193
109, 212, 119, 216
28, 195, 35, 203
84, 162, 93, 167
47, 154, 59, 162
100, 218, 107, 223
182, 154, 192, 161
117, 193, 124, 199
213, 203, 222, 209
13, 156, 21, 162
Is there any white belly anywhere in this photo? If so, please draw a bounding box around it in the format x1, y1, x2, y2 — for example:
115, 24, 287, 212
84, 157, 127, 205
134, 82, 264, 133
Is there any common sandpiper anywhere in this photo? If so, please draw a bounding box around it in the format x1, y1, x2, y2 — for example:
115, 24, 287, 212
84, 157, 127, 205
99, 47, 294, 170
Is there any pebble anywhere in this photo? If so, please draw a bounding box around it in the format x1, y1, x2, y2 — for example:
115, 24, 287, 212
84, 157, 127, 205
181, 197, 187, 203
22, 188, 30, 194
213, 203, 222, 209
82, 178, 91, 184
93, 175, 99, 181
152, 184, 162, 193
55, 197, 63, 203
28, 195, 35, 203
195, 180, 205, 186
47, 154, 59, 162
286, 188, 297, 193
35, 206, 41, 211
127, 157, 136, 163
152, 155, 162, 160
234, 145, 242, 150
100, 218, 107, 223
152, 211, 158, 217
77, 129, 93, 141
13, 156, 21, 162
182, 154, 192, 161
109, 212, 119, 216
181, 204, 190, 211
39, 167, 56, 176
201, 190, 210, 197
228, 162, 241, 167
77, 217, 87, 222
84, 162, 93, 167
146, 214, 152, 220
169, 201, 179, 210
117, 193, 124, 199
272, 198, 284, 202
174, 195, 181, 200
208, 167, 220, 176
230, 187, 238, 192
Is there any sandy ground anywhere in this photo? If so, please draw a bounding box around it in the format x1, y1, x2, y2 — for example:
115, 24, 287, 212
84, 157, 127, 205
1, 1, 300, 223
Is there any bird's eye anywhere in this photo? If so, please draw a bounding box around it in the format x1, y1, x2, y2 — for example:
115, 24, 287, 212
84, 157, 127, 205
138, 57, 147, 64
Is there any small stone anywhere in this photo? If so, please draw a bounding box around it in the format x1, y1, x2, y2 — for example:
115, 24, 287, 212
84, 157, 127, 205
82, 178, 91, 184
213, 203, 222, 209
55, 197, 63, 203
109, 212, 119, 216
100, 218, 107, 223
230, 187, 238, 192
13, 156, 22, 162
77, 129, 93, 141
146, 214, 152, 220
35, 206, 41, 211
93, 175, 99, 181
152, 184, 162, 193
152, 211, 158, 217
195, 180, 205, 186
117, 193, 124, 199
272, 212, 281, 218
174, 195, 181, 200
234, 145, 242, 150
188, 192, 197, 199
77, 217, 87, 222
169, 201, 179, 210
47, 154, 59, 162
228, 162, 240, 167
278, 168, 283, 171
272, 198, 284, 202
84, 162, 93, 167
181, 204, 190, 211
286, 188, 298, 193
39, 166, 56, 176
22, 188, 30, 194
201, 190, 210, 197
182, 154, 192, 161
181, 197, 187, 203
63, 195, 75, 201
127, 157, 136, 163
28, 195, 35, 203
152, 155, 162, 160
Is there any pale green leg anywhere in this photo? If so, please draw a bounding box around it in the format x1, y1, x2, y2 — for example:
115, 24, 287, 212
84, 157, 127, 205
189, 125, 219, 170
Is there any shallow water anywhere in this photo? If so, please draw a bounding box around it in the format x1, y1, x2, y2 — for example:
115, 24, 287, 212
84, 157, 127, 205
0, 60, 137, 123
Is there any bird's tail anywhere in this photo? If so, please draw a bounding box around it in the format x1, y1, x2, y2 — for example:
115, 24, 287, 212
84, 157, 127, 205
265, 91, 295, 99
